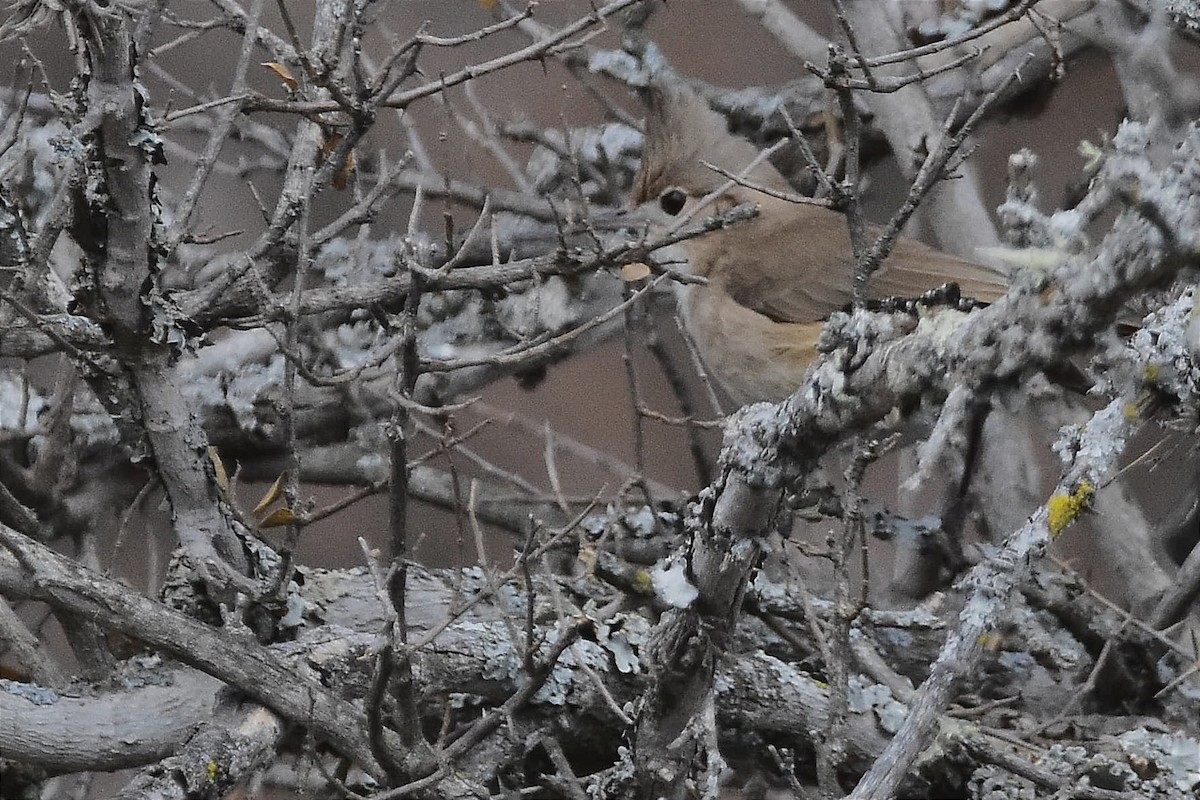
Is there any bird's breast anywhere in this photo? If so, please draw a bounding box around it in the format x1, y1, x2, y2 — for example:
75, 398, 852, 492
675, 281, 821, 406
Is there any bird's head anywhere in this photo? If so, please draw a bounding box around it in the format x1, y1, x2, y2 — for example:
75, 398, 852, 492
631, 81, 791, 227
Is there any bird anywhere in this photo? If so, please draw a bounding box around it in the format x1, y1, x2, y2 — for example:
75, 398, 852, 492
631, 82, 1009, 406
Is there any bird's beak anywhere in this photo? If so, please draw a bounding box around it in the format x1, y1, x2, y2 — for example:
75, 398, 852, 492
583, 205, 631, 228
581, 204, 663, 236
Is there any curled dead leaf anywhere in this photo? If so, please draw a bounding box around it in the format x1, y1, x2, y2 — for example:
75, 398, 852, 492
207, 447, 229, 492
333, 148, 355, 190
253, 472, 289, 516
259, 507, 299, 528
262, 62, 298, 92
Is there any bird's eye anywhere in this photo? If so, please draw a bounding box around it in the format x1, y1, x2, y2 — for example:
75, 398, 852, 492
659, 188, 688, 216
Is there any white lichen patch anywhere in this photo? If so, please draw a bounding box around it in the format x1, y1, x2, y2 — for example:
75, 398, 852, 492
1118, 729, 1200, 793
534, 632, 610, 707
651, 557, 699, 608
915, 307, 972, 356
848, 675, 909, 735
594, 611, 650, 675
0, 374, 46, 434
1052, 397, 1130, 476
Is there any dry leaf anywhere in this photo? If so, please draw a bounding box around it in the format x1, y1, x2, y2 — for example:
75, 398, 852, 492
253, 471, 289, 516
262, 62, 298, 91
259, 507, 298, 528
207, 446, 229, 492
322, 131, 343, 155
319, 132, 356, 190
333, 148, 355, 190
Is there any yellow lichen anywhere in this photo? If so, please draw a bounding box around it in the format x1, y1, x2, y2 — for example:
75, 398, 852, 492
1078, 140, 1105, 172
977, 633, 1004, 652
207, 760, 219, 781
1047, 482, 1095, 538
1143, 363, 1160, 383
632, 569, 655, 596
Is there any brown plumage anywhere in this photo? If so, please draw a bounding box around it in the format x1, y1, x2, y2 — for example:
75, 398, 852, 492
633, 83, 1008, 405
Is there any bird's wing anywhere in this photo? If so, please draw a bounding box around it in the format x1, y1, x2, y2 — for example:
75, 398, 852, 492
712, 198, 1008, 325
700, 197, 853, 323
871, 232, 1009, 304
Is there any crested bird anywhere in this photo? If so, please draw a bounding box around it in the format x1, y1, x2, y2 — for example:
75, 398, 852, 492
628, 85, 1194, 615
631, 83, 1008, 406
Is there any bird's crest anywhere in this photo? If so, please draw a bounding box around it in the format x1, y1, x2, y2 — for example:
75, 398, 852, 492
632, 82, 791, 205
